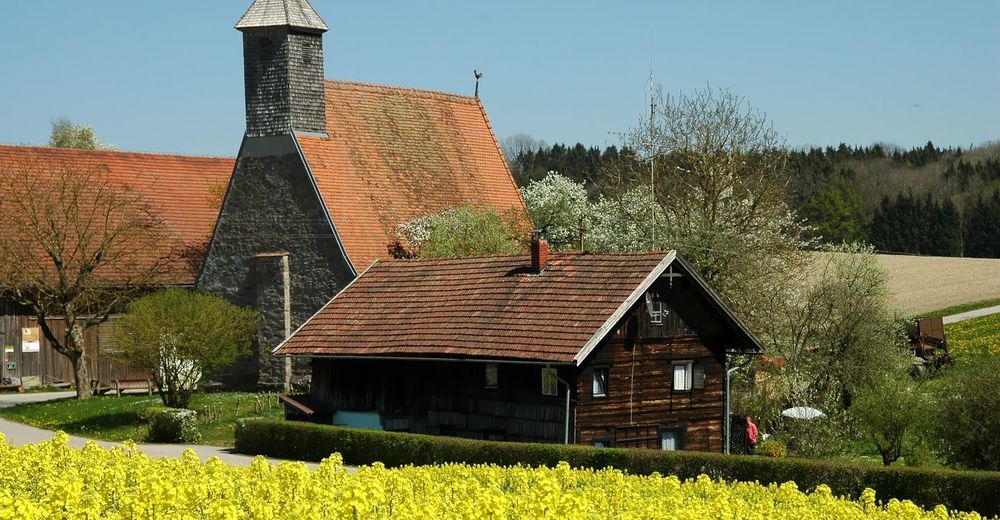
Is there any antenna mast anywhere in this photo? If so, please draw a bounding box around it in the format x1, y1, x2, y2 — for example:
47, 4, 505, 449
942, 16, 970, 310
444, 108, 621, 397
648, 68, 656, 247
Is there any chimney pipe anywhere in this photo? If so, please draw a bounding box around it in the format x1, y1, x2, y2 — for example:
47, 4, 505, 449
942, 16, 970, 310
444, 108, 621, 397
531, 235, 548, 273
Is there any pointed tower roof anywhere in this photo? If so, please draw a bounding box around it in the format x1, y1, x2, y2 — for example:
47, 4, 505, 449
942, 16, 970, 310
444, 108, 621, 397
236, 0, 328, 33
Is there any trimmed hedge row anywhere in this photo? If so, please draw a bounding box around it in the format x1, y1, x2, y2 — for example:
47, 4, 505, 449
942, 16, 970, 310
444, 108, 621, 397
235, 419, 1000, 516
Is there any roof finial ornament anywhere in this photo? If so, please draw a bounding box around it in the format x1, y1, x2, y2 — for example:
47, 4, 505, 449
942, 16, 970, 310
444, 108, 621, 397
474, 69, 483, 98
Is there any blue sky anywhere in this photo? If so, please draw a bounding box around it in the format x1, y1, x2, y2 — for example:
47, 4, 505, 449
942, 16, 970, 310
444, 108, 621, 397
1, 1, 997, 157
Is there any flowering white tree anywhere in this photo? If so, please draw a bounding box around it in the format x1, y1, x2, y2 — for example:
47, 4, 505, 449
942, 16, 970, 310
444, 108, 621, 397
519, 172, 589, 250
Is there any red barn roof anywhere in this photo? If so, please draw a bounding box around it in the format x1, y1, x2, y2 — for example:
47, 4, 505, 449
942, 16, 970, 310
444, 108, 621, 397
275, 251, 762, 364
298, 80, 526, 271
0, 145, 234, 285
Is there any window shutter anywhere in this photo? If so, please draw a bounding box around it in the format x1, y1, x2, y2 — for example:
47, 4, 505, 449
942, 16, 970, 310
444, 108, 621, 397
692, 364, 706, 390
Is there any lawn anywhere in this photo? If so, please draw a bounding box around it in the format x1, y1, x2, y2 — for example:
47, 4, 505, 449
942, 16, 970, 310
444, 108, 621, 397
0, 391, 283, 446
945, 312, 1000, 359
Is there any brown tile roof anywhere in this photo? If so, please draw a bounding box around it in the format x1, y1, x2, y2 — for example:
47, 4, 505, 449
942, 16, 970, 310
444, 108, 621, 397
275, 252, 673, 363
0, 145, 234, 285
298, 80, 526, 272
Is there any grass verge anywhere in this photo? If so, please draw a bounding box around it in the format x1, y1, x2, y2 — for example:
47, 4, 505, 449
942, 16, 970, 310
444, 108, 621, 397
0, 391, 282, 446
922, 298, 1000, 319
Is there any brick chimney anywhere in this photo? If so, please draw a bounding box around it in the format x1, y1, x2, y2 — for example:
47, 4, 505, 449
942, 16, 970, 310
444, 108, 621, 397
531, 235, 549, 273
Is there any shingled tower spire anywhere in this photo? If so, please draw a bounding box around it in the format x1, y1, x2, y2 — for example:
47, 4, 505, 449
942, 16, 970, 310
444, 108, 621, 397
236, 0, 328, 137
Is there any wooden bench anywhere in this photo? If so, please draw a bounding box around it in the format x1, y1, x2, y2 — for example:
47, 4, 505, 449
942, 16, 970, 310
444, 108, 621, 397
112, 378, 154, 396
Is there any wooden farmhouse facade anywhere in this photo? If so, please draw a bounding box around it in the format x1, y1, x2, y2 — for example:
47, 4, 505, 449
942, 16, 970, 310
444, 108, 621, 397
275, 240, 763, 451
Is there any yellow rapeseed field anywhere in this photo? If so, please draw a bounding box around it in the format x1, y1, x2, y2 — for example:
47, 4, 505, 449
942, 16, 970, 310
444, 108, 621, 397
0, 432, 989, 519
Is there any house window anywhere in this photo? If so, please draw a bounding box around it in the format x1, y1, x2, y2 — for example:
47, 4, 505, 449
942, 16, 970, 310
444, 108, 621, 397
541, 368, 558, 396
672, 361, 692, 391
660, 428, 683, 451
484, 363, 499, 389
593, 437, 612, 448
645, 292, 664, 325
673, 361, 705, 392
592, 367, 608, 397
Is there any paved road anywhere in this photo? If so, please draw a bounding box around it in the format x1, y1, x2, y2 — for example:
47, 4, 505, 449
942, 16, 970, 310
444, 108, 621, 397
942, 304, 1000, 325
0, 391, 316, 467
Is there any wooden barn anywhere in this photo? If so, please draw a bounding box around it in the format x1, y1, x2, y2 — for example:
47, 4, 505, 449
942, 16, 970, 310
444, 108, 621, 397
275, 239, 763, 452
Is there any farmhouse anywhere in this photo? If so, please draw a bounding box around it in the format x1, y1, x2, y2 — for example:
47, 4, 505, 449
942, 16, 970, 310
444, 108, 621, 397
0, 0, 524, 390
274, 239, 763, 451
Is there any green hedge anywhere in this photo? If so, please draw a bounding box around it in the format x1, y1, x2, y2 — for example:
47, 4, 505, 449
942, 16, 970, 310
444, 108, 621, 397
235, 419, 1000, 516
146, 407, 201, 444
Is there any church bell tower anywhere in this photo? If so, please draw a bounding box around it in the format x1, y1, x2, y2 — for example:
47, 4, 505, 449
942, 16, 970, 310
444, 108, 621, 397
236, 0, 328, 137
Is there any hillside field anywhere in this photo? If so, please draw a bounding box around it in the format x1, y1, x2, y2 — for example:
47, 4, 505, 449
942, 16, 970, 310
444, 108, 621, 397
873, 254, 1000, 316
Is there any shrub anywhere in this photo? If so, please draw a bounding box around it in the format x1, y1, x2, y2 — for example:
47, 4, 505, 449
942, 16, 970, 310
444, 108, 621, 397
235, 419, 1000, 517
757, 440, 787, 458
147, 407, 200, 443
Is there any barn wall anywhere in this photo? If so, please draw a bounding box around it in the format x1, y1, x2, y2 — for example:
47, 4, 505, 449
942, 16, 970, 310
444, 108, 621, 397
311, 359, 571, 443
0, 301, 146, 386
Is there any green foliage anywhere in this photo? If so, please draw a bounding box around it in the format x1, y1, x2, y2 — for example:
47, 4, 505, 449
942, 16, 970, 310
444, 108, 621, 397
964, 191, 1000, 258
932, 355, 1000, 470
146, 407, 201, 443
235, 419, 1000, 516
49, 117, 111, 150
756, 440, 787, 458
799, 175, 868, 244
115, 289, 259, 408
395, 206, 526, 259
870, 192, 963, 256
851, 377, 926, 466
740, 244, 911, 438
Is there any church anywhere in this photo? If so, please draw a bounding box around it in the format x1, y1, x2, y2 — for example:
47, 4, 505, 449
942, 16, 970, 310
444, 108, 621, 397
0, 0, 524, 390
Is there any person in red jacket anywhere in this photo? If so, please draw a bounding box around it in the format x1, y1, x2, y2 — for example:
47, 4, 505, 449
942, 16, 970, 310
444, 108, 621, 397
746, 416, 759, 454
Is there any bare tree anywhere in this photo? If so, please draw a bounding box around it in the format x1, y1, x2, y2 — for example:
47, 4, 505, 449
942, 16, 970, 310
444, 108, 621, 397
500, 133, 545, 164
0, 156, 177, 399
623, 85, 810, 318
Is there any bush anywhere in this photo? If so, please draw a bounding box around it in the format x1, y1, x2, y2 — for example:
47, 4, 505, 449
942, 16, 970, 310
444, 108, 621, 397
235, 419, 1000, 517
756, 440, 787, 458
147, 407, 200, 443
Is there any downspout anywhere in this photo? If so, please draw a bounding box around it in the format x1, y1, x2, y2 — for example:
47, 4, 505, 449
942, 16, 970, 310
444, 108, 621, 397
556, 375, 572, 444
724, 355, 754, 454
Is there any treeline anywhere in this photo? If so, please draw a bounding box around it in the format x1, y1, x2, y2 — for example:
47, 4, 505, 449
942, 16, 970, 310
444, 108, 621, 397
505, 139, 1000, 258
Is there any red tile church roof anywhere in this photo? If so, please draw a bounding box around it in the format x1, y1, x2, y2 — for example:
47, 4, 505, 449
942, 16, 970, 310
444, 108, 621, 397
298, 80, 526, 272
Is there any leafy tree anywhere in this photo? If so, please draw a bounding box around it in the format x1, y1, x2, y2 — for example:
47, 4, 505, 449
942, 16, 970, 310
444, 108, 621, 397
49, 117, 111, 150
624, 85, 810, 317
393, 206, 527, 259
852, 376, 926, 466
737, 244, 911, 445
519, 173, 589, 251
115, 289, 258, 408
933, 356, 1000, 470
0, 158, 175, 399
799, 175, 868, 244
